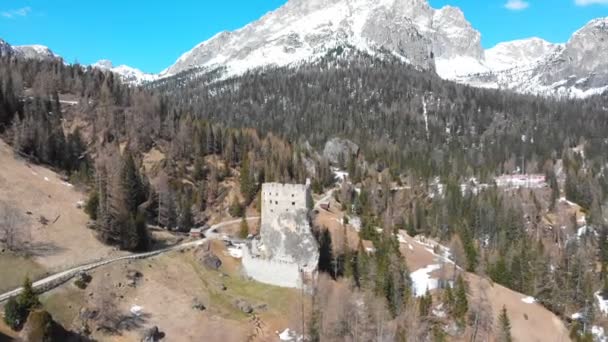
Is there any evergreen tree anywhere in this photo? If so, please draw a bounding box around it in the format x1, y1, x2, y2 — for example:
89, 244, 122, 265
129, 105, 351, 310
497, 305, 512, 342
419, 290, 432, 317
3, 297, 24, 330
18, 276, 40, 311
121, 150, 146, 214
443, 284, 455, 315
84, 190, 99, 220
454, 275, 468, 323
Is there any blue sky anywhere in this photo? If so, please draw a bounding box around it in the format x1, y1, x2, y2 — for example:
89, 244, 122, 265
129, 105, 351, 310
1, 0, 607, 73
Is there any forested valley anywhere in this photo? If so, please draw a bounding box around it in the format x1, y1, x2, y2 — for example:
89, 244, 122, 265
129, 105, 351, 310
1, 47, 608, 341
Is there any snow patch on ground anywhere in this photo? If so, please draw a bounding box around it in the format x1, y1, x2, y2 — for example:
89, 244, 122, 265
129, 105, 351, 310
432, 303, 447, 318
278, 328, 303, 341
130, 305, 143, 316
411, 264, 441, 297
227, 246, 243, 259
521, 296, 536, 304
593, 326, 607, 342
435, 56, 490, 80
596, 291, 608, 316
332, 168, 349, 182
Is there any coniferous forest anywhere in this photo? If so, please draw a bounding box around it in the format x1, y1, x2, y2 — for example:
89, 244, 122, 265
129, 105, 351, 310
1, 46, 608, 341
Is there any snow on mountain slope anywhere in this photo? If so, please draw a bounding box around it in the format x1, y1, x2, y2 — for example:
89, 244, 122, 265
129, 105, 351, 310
92, 59, 157, 85
13, 45, 60, 61
485, 38, 561, 71
0, 39, 61, 61
160, 0, 607, 98
456, 17, 608, 98
161, 0, 481, 77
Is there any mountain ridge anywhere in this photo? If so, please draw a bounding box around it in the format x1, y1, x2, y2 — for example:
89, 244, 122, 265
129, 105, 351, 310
156, 0, 607, 98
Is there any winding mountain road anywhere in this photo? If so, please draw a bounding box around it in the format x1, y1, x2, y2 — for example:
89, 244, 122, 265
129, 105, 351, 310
0, 217, 259, 303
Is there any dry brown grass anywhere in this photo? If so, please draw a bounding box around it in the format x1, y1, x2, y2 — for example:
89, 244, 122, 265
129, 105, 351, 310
0, 139, 120, 288
40, 239, 303, 342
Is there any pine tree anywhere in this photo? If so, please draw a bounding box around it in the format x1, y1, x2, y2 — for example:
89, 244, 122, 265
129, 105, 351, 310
18, 276, 40, 312
3, 297, 24, 329
454, 275, 468, 323
84, 190, 99, 220
497, 306, 512, 342
419, 290, 432, 317
355, 239, 369, 288
443, 284, 455, 315
121, 150, 146, 214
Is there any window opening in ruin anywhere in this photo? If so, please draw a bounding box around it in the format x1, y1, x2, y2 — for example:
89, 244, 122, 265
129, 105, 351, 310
292, 202, 295, 206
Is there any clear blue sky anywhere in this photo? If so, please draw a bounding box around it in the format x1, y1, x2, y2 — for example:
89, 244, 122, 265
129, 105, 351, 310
1, 0, 607, 73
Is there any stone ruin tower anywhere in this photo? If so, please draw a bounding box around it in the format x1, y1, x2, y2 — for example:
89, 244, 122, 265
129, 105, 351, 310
242, 180, 319, 288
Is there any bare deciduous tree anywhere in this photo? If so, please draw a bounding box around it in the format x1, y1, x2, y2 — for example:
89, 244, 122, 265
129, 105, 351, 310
0, 201, 25, 251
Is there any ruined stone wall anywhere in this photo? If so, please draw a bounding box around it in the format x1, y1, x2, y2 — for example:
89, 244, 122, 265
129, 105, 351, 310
261, 183, 310, 228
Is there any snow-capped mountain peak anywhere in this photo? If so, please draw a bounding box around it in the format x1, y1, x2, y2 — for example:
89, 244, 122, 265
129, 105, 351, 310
160, 0, 482, 77
484, 37, 561, 71
0, 40, 61, 61
92, 59, 157, 85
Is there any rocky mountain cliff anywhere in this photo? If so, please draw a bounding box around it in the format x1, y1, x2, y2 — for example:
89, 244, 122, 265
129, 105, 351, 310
451, 18, 608, 97
160, 0, 608, 98
160, 0, 481, 77
2, 0, 607, 98
0, 39, 60, 61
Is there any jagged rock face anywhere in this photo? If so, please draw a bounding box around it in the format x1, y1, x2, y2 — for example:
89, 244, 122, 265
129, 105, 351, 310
0, 39, 60, 61
564, 18, 608, 75
454, 17, 608, 98
162, 0, 483, 76
13, 45, 60, 61
0, 39, 61, 61
431, 6, 483, 60
323, 138, 359, 165
534, 18, 608, 90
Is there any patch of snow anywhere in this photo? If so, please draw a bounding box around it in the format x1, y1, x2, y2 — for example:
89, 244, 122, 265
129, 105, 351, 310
494, 174, 547, 189
596, 291, 608, 316
227, 246, 243, 259
411, 264, 441, 297
521, 296, 536, 304
59, 100, 78, 106
559, 197, 578, 207
331, 168, 349, 182
593, 325, 607, 342
422, 96, 429, 140
130, 305, 143, 316
571, 312, 582, 320
44, 177, 50, 182
435, 56, 489, 80
432, 303, 447, 318
278, 328, 303, 342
